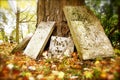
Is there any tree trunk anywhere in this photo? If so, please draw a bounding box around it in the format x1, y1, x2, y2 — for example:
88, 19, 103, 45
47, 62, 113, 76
36, 0, 85, 36
16, 9, 20, 43
1, 28, 5, 41
118, 6, 120, 43
118, 6, 120, 29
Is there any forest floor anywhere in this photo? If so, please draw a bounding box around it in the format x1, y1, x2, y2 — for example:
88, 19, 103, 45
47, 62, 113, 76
0, 42, 120, 80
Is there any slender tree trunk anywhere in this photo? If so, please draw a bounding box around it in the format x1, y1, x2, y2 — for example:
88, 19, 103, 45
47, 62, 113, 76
118, 6, 120, 44
1, 28, 6, 42
37, 0, 85, 36
118, 6, 120, 31
16, 9, 20, 43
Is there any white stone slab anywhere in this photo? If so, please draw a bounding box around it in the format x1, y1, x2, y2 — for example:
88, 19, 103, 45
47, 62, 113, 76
24, 21, 55, 59
49, 36, 74, 58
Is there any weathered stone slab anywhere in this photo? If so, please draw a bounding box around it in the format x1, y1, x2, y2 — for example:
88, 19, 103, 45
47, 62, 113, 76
24, 21, 55, 59
11, 33, 33, 54
63, 6, 114, 60
49, 36, 74, 59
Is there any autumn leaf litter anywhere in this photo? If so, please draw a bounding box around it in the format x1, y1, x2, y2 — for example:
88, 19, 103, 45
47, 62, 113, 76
0, 42, 120, 80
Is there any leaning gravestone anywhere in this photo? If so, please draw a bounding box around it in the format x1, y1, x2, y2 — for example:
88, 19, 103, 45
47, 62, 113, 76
48, 36, 74, 59
63, 6, 114, 60
24, 21, 55, 59
11, 33, 33, 54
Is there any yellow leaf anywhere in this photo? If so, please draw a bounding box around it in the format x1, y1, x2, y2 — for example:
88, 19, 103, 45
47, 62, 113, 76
0, 0, 11, 9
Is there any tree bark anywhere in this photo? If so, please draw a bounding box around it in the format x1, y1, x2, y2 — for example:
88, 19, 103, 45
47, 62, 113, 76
36, 0, 85, 36
16, 9, 20, 43
118, 6, 120, 43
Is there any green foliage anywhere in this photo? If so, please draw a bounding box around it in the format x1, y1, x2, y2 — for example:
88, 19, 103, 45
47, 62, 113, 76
114, 48, 120, 56
84, 71, 93, 79
93, 68, 101, 79
86, 0, 120, 48
111, 0, 120, 6
43, 66, 51, 76
0, 12, 7, 24
101, 15, 118, 35
110, 31, 120, 48
114, 71, 120, 80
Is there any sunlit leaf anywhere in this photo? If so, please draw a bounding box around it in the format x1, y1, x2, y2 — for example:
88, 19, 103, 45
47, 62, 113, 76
0, 0, 11, 9
100, 72, 107, 79
84, 71, 93, 79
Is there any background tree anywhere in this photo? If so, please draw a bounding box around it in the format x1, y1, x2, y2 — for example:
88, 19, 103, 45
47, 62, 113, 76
0, 3, 15, 42
0, 0, 36, 44
111, 0, 120, 48
8, 1, 35, 43
0, 11, 7, 41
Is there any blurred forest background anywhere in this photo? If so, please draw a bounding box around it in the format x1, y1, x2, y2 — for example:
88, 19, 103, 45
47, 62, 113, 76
0, 0, 120, 49
0, 0, 37, 44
